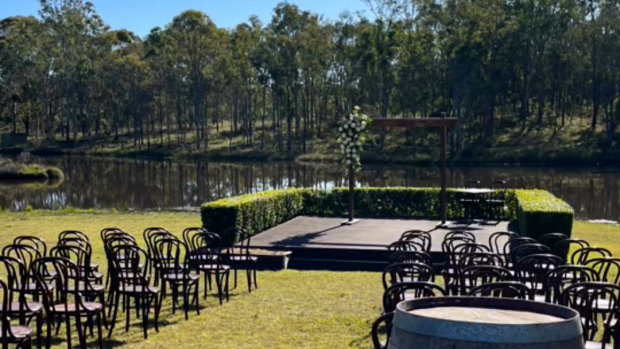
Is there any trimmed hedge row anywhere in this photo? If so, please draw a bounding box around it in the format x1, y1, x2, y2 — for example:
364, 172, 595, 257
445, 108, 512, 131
513, 189, 574, 240
201, 187, 574, 241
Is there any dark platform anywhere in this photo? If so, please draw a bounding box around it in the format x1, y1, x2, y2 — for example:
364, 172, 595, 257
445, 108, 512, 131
251, 216, 510, 271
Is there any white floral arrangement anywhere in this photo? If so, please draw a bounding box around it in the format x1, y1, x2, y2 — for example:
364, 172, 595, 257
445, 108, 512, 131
338, 106, 371, 170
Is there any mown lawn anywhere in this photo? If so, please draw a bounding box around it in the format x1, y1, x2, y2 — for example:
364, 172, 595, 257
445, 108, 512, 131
0, 210, 617, 348
0, 210, 382, 349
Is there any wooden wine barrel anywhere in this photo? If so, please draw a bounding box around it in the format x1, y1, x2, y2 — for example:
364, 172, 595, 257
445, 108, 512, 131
389, 297, 584, 349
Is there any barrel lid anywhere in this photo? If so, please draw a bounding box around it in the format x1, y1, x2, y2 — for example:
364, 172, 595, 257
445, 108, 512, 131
394, 297, 583, 344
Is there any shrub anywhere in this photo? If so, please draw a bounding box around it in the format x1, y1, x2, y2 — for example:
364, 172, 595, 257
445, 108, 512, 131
201, 189, 307, 238
200, 187, 574, 241
512, 190, 574, 240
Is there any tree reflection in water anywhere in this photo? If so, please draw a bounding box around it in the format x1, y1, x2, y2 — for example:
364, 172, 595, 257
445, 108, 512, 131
1, 156, 618, 221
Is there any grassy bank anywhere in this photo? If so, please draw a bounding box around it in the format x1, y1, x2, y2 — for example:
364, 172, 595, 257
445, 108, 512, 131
0, 210, 617, 348
6, 114, 618, 166
0, 158, 64, 181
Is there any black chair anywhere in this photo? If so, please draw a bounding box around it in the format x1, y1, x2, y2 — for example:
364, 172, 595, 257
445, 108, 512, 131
2, 245, 48, 302
382, 282, 446, 313
58, 231, 90, 243
399, 230, 431, 252
552, 238, 590, 263
469, 281, 534, 300
223, 228, 258, 293
544, 264, 599, 304
107, 245, 160, 339
0, 278, 33, 349
371, 312, 394, 349
31, 257, 104, 349
0, 256, 42, 349
515, 253, 563, 302
586, 258, 620, 284
571, 247, 613, 265
509, 243, 551, 266
388, 251, 432, 266
382, 263, 435, 290
153, 238, 200, 320
560, 282, 620, 347
459, 265, 512, 295
188, 231, 231, 304
538, 232, 569, 249
488, 231, 517, 256
387, 240, 423, 252
12, 237, 48, 258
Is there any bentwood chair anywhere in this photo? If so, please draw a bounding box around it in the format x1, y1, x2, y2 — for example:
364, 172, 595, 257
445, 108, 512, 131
0, 278, 33, 349
382, 263, 435, 290
560, 282, 620, 348
107, 245, 160, 339
188, 231, 231, 304
32, 257, 104, 349
382, 282, 446, 313
222, 228, 258, 293
371, 312, 394, 349
469, 281, 534, 300
153, 238, 200, 320
0, 257, 42, 349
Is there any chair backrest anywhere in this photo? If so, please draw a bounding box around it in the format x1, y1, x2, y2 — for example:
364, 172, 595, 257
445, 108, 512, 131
400, 230, 431, 252
571, 247, 613, 265
57, 237, 93, 255
2, 244, 41, 276
59, 230, 89, 242
144, 229, 176, 258
221, 227, 251, 250
449, 243, 490, 268
31, 257, 86, 312
0, 256, 27, 304
509, 243, 551, 265
502, 236, 537, 256
469, 281, 534, 300
100, 227, 127, 243
387, 240, 423, 252
109, 245, 151, 290
488, 231, 517, 255
50, 245, 97, 288
458, 252, 504, 269
443, 231, 476, 243
382, 262, 435, 290
585, 258, 620, 284
0, 277, 23, 344
12, 236, 47, 257
388, 251, 432, 266
382, 281, 446, 313
183, 227, 207, 250
371, 312, 394, 349
552, 239, 590, 263
188, 231, 225, 270
545, 264, 599, 304
441, 236, 475, 256
459, 265, 512, 295
560, 282, 620, 341
515, 253, 563, 295
153, 238, 189, 275
537, 232, 569, 249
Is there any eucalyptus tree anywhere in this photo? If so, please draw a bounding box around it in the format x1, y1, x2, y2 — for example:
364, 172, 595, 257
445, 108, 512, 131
166, 10, 220, 149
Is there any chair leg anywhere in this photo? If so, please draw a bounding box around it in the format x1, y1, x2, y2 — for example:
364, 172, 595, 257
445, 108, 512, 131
183, 281, 189, 320
247, 269, 252, 293
75, 314, 85, 349
36, 312, 42, 349
45, 315, 52, 349
154, 293, 161, 333
65, 315, 72, 349
108, 291, 120, 338
142, 295, 149, 339
125, 294, 131, 333
96, 313, 103, 349
253, 268, 258, 289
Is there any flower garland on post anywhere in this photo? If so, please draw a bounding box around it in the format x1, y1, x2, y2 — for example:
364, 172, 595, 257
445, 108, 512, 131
338, 106, 371, 223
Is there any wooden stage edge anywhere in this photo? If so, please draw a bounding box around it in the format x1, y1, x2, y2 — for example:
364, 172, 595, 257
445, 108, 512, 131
250, 216, 510, 271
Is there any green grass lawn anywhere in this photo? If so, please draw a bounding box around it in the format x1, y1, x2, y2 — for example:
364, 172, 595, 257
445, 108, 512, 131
0, 210, 617, 348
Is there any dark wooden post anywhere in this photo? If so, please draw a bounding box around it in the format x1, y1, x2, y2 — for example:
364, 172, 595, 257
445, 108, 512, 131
348, 165, 354, 222
440, 126, 447, 224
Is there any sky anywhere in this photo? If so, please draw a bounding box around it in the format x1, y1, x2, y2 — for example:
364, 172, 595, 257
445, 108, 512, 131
0, 0, 371, 38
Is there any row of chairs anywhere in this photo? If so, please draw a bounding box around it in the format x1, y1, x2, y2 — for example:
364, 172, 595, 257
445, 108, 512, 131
372, 229, 620, 349
0, 227, 259, 349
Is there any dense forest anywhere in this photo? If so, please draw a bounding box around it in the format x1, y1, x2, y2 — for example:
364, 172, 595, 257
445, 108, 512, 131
0, 0, 619, 160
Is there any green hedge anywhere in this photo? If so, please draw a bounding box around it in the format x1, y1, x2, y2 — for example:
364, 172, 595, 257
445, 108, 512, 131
512, 189, 574, 240
200, 189, 306, 237
201, 187, 574, 241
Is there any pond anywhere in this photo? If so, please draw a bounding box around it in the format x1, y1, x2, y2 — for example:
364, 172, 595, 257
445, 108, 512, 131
0, 156, 618, 221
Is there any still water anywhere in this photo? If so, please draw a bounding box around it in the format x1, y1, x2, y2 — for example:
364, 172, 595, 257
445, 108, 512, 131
1, 156, 618, 221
